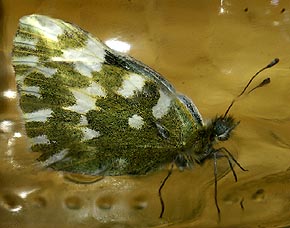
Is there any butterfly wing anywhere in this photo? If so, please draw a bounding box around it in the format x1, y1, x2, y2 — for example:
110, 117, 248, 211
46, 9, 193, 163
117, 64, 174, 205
12, 14, 202, 175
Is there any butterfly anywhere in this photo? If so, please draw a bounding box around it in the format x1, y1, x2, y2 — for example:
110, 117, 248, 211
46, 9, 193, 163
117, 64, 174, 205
12, 14, 279, 219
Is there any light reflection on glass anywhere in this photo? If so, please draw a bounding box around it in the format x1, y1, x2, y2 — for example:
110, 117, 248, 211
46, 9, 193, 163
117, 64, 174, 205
13, 132, 22, 138
18, 188, 39, 199
7, 138, 14, 155
10, 205, 22, 213
3, 90, 17, 99
222, 68, 233, 75
0, 120, 13, 133
6, 135, 21, 168
270, 0, 280, 6
219, 0, 227, 15
105, 38, 131, 53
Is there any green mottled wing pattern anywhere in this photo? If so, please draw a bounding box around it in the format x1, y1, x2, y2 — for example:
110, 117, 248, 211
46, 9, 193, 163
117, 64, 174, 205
12, 14, 200, 175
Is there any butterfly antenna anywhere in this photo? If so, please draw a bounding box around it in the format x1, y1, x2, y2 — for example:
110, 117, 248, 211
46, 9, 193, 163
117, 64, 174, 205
223, 58, 279, 117
159, 163, 174, 218
246, 78, 271, 94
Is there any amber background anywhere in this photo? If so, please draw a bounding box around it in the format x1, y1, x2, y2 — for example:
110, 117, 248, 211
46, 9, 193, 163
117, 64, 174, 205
1, 0, 290, 227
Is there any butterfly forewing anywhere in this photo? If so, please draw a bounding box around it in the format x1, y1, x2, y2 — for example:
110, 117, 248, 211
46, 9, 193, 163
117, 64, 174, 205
13, 15, 199, 175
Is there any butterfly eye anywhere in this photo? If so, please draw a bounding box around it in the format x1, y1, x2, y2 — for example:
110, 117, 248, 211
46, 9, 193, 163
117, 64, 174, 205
217, 134, 229, 141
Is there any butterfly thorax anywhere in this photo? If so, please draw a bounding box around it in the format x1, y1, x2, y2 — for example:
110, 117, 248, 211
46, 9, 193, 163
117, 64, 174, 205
176, 115, 238, 169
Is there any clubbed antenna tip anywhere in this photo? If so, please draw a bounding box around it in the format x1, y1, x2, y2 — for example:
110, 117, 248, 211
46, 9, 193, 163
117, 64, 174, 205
223, 58, 279, 117
267, 58, 279, 68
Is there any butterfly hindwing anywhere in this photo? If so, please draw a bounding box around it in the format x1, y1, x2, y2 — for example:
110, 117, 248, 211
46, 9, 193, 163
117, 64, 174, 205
12, 14, 200, 175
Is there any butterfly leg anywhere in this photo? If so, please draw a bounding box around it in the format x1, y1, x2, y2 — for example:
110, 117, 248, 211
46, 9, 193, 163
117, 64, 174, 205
159, 163, 174, 218
213, 152, 221, 222
217, 147, 248, 172
213, 147, 248, 220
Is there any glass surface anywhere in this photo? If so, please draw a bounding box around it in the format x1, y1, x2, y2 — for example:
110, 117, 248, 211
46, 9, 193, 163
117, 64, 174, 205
1, 0, 290, 227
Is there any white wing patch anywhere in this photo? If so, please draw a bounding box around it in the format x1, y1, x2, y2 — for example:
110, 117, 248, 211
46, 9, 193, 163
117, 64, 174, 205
14, 36, 38, 49
74, 61, 101, 78
80, 115, 89, 125
20, 15, 64, 41
13, 56, 38, 66
22, 85, 41, 98
65, 82, 106, 113
85, 82, 107, 98
41, 149, 69, 167
65, 89, 96, 113
152, 90, 172, 119
36, 66, 57, 78
52, 38, 105, 77
117, 73, 146, 98
25, 109, 53, 122
82, 128, 100, 140
128, 114, 144, 129
30, 135, 50, 145
87, 38, 106, 61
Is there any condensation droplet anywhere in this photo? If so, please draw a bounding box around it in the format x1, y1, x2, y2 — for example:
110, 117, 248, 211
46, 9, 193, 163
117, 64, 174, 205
0, 193, 23, 212
251, 189, 265, 202
223, 193, 240, 205
64, 196, 83, 210
130, 194, 148, 210
96, 195, 115, 210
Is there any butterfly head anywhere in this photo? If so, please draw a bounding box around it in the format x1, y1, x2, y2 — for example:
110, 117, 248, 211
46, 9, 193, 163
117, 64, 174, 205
212, 115, 239, 142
